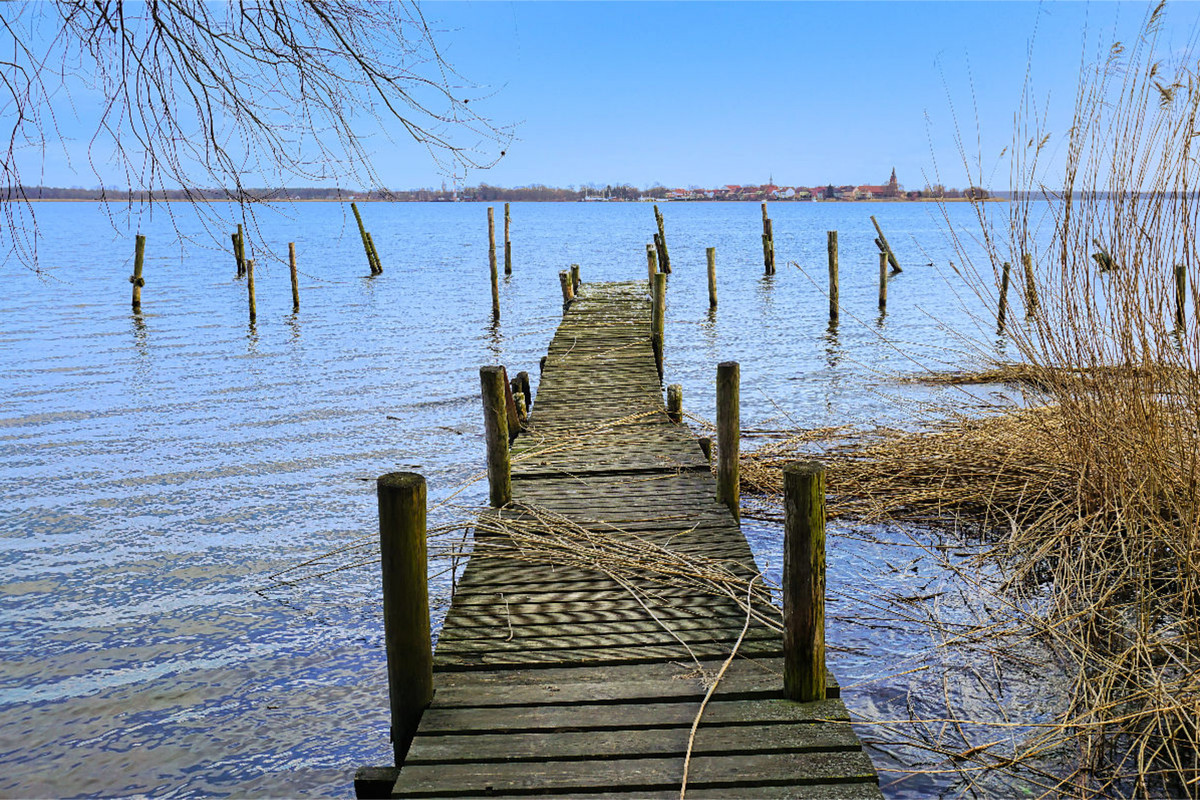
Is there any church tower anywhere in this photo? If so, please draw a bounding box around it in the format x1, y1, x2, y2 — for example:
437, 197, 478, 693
886, 168, 899, 196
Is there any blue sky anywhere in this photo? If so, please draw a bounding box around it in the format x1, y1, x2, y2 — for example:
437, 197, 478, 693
22, 1, 1200, 192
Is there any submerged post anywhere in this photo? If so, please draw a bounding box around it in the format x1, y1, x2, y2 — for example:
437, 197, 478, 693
827, 231, 839, 322
666, 384, 683, 423
878, 251, 887, 311
488, 208, 500, 320
289, 242, 300, 313
351, 203, 376, 274
651, 272, 666, 379
654, 205, 671, 273
782, 461, 826, 702
870, 215, 901, 273
231, 232, 243, 277
504, 202, 512, 275
1022, 253, 1038, 317
707, 247, 717, 309
131, 234, 146, 310
479, 366, 511, 507
366, 232, 382, 275
376, 472, 434, 764
646, 244, 658, 286
716, 361, 740, 521
998, 261, 1011, 332
246, 258, 257, 323
761, 203, 775, 275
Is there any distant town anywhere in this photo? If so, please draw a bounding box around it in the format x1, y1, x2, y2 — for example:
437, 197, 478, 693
11, 170, 994, 203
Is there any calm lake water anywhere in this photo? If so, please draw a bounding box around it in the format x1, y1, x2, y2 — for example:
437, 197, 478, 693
1, 200, 1060, 797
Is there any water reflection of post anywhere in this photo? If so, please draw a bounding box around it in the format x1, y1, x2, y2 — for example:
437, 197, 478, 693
486, 317, 502, 361
823, 319, 841, 371
286, 313, 302, 345
756, 271, 775, 315
131, 312, 149, 356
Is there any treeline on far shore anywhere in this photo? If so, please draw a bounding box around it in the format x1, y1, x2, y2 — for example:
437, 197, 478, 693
8, 184, 1153, 203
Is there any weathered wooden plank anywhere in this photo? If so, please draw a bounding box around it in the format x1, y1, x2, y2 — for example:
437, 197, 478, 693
391, 751, 878, 797
404, 721, 863, 764
415, 698, 852, 735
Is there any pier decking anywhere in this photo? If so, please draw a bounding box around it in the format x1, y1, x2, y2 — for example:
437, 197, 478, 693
380, 281, 880, 798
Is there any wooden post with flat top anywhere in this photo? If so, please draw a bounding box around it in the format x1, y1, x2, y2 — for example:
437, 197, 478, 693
646, 244, 658, 286
559, 271, 575, 307
504, 203, 512, 275
1023, 254, 1038, 317
246, 259, 257, 323
878, 251, 887, 311
666, 384, 682, 423
479, 366, 511, 507
651, 272, 666, 379
827, 231, 839, 322
707, 247, 717, 308
376, 472, 434, 764
131, 234, 146, 310
488, 208, 500, 320
289, 243, 300, 313
716, 361, 740, 521
783, 460, 826, 702
1176, 263, 1188, 330
236, 223, 246, 277
570, 263, 581, 293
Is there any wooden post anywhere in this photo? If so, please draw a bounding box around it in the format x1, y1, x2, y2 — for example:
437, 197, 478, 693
765, 218, 776, 274
231, 232, 243, 277
236, 223, 246, 277
1022, 253, 1038, 316
479, 366, 511, 507
646, 244, 658, 286
289, 242, 300, 313
666, 384, 683, 423
488, 208, 500, 320
131, 234, 146, 309
515, 371, 532, 415
558, 270, 575, 306
761, 201, 769, 224
878, 251, 887, 311
782, 461, 826, 702
376, 471, 434, 764
246, 258, 257, 323
998, 261, 1011, 332
570, 263, 581, 293
504, 203, 512, 275
1175, 263, 1187, 329
716, 361, 740, 521
500, 365, 521, 437
707, 247, 717, 309
366, 232, 382, 275
654, 233, 667, 277
826, 231, 839, 323
654, 205, 671, 273
351, 203, 375, 274
870, 215, 901, 273
651, 272, 666, 379
698, 437, 713, 463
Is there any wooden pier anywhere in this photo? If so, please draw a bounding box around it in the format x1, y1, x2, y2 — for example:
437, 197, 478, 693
360, 281, 881, 799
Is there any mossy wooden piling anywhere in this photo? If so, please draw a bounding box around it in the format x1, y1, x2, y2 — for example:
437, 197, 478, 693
761, 202, 775, 275
235, 223, 246, 278
707, 246, 717, 309
376, 472, 434, 764
364, 281, 880, 799
783, 461, 827, 703
366, 232, 382, 275
289, 243, 300, 313
666, 383, 683, 423
231, 231, 244, 278
827, 231, 840, 323
130, 234, 146, 310
504, 203, 512, 275
570, 263, 581, 293
559, 270, 575, 306
351, 203, 380, 275
646, 243, 657, 285
479, 366, 511, 507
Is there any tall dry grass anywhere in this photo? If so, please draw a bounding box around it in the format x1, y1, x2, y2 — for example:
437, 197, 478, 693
746, 4, 1200, 795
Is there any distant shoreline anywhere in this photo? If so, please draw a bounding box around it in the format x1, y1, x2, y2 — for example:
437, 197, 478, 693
12, 196, 1005, 203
